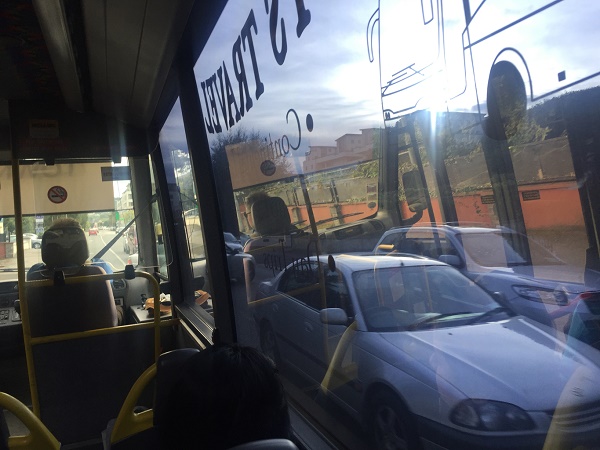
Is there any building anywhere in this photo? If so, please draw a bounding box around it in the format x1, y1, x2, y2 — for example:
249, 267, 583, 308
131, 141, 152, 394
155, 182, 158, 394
303, 128, 379, 173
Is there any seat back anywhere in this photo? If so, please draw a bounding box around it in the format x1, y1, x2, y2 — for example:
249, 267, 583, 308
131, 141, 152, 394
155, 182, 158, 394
19, 225, 167, 446
105, 349, 201, 449
153, 349, 201, 428
251, 197, 294, 236
26, 225, 117, 337
32, 327, 157, 445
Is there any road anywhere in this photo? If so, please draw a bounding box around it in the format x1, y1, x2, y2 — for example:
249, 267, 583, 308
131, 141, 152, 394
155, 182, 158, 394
0, 230, 133, 282
87, 230, 133, 269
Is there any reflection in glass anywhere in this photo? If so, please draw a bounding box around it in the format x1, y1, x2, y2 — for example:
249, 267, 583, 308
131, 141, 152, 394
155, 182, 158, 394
193, 0, 600, 447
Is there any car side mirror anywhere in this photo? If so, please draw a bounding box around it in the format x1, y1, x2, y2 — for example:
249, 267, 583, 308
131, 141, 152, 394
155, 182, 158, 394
320, 308, 349, 325
402, 170, 427, 213
438, 254, 462, 267
492, 291, 509, 307
482, 61, 527, 141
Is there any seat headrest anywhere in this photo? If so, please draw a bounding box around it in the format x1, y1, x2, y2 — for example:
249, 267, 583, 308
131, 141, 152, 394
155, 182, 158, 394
154, 349, 201, 428
41, 226, 89, 269
251, 197, 292, 236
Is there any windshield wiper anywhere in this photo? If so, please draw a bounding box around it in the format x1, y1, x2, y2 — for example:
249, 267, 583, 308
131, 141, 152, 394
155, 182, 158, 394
407, 312, 473, 330
92, 193, 157, 261
467, 306, 513, 324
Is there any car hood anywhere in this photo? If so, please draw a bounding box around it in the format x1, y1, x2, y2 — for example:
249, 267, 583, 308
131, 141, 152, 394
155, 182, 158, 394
380, 317, 600, 410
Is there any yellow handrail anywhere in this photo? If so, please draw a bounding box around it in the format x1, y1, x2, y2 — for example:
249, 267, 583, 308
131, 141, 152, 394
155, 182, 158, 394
0, 392, 60, 450
109, 363, 157, 444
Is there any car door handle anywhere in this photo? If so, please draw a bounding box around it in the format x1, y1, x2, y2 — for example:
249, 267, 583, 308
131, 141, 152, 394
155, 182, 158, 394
272, 304, 279, 313
304, 322, 313, 333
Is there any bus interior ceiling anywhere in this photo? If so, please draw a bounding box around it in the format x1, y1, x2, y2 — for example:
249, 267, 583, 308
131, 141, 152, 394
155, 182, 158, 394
0, 0, 225, 155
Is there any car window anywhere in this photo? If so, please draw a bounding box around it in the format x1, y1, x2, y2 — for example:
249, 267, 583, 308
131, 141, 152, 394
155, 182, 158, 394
279, 262, 322, 310
324, 270, 354, 316
459, 232, 526, 267
379, 231, 458, 259
403, 237, 456, 258
354, 265, 498, 331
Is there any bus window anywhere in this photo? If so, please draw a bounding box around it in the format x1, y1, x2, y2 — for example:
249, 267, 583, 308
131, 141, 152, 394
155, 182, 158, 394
187, 1, 600, 448
3, 157, 172, 324
158, 98, 215, 320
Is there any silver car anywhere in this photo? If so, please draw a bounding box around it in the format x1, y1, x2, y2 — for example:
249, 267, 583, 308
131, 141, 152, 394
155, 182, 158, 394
373, 226, 600, 327
253, 254, 600, 449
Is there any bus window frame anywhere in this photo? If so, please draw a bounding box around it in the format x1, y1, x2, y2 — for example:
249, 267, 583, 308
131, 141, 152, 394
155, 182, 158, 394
177, 68, 237, 343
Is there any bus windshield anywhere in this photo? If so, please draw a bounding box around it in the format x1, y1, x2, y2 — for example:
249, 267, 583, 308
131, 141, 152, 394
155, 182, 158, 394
0, 158, 169, 282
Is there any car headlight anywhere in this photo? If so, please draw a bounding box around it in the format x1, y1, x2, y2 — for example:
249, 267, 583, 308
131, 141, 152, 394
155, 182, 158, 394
450, 399, 534, 431
512, 285, 570, 306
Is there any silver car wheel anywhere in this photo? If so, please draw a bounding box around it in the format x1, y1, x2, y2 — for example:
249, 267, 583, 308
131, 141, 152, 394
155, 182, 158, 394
260, 322, 280, 366
371, 393, 420, 450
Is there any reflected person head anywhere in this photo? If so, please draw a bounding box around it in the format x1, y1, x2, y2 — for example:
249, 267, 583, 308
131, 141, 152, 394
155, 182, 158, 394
156, 343, 291, 449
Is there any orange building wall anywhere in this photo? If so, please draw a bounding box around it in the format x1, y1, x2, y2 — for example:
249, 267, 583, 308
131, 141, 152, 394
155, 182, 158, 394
282, 181, 584, 232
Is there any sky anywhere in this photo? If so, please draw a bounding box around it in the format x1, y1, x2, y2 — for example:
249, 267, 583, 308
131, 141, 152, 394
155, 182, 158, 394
159, 0, 600, 175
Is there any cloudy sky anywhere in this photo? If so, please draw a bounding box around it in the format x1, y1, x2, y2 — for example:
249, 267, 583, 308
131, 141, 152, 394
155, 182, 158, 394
193, 1, 383, 152
160, 0, 600, 171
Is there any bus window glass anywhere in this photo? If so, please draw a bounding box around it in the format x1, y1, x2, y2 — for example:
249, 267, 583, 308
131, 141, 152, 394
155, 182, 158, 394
1, 157, 170, 330
18, 158, 165, 272
158, 98, 213, 317
149, 158, 170, 277
191, 1, 600, 448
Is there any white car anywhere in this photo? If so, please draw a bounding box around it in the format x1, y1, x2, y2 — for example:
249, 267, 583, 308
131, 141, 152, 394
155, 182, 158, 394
9, 233, 38, 243
253, 254, 600, 448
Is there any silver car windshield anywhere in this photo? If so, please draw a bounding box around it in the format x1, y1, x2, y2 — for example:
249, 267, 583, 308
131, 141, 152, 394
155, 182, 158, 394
353, 265, 501, 331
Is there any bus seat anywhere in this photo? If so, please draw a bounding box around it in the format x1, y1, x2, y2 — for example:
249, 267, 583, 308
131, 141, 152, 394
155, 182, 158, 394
106, 348, 299, 450
26, 225, 117, 338
251, 197, 296, 236
33, 325, 157, 446
103, 348, 200, 449
0, 392, 60, 450
153, 349, 202, 427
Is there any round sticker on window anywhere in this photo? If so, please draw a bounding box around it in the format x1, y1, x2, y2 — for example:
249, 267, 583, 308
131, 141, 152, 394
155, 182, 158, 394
260, 160, 276, 177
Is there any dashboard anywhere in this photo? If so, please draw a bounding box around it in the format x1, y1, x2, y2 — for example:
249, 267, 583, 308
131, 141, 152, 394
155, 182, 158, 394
0, 283, 20, 326
0, 283, 22, 355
